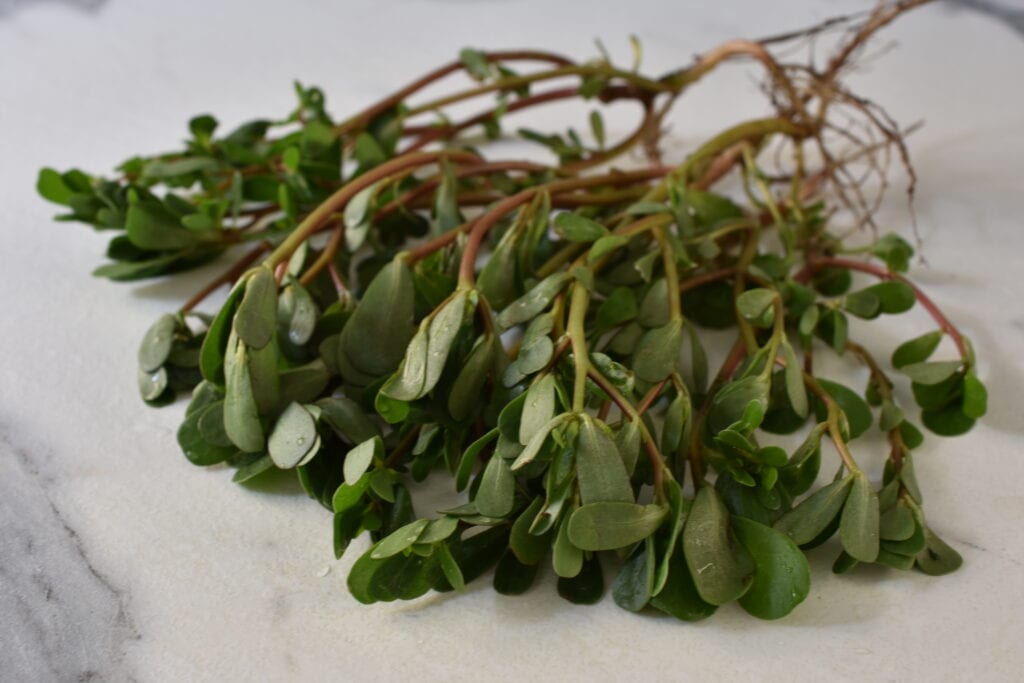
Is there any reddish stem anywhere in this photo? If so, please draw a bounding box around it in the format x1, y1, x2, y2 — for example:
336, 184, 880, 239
801, 256, 968, 360
179, 241, 271, 313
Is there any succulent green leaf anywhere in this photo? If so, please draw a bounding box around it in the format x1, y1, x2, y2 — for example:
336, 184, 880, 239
576, 415, 634, 505
682, 486, 754, 605
476, 454, 515, 518
344, 436, 383, 485
632, 318, 682, 383
223, 335, 265, 453
267, 402, 318, 469
138, 314, 178, 372
732, 517, 811, 620
892, 330, 943, 369
567, 502, 666, 551
839, 472, 880, 562
774, 476, 853, 545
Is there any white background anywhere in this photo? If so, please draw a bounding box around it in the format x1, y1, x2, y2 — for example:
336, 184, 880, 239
2, 1, 1024, 681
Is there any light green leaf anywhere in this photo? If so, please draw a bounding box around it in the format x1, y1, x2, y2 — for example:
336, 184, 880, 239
371, 519, 430, 559
554, 212, 608, 242
900, 360, 963, 386
235, 266, 278, 350
223, 334, 265, 453
268, 402, 318, 468
496, 272, 571, 329
344, 436, 383, 485
781, 338, 808, 418
476, 455, 515, 518
520, 373, 556, 446
553, 512, 583, 578
568, 502, 666, 551
576, 415, 634, 505
138, 314, 177, 372
379, 326, 429, 401
510, 497, 549, 564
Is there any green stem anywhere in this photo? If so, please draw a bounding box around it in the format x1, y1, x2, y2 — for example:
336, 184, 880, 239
567, 281, 591, 412
803, 373, 862, 473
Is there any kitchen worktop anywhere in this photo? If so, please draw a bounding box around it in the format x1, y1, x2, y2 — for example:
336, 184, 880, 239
2, 1, 1023, 680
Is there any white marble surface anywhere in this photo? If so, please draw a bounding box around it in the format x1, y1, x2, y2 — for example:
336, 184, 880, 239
2, 1, 1024, 681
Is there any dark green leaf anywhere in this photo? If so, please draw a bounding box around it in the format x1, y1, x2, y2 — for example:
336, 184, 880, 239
632, 318, 682, 383
554, 212, 608, 242
732, 517, 811, 620
576, 415, 634, 505
892, 330, 943, 369
811, 379, 872, 440
557, 556, 604, 605
493, 550, 539, 595
649, 549, 717, 622
774, 476, 853, 545
839, 473, 880, 562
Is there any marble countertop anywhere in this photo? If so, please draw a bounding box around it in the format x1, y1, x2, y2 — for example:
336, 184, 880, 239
2, 1, 1024, 680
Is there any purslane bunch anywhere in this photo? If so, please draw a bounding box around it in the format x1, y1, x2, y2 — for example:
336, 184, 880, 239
38, 1, 982, 620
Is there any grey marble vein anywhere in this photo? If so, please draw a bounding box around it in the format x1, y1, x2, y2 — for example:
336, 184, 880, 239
0, 430, 139, 682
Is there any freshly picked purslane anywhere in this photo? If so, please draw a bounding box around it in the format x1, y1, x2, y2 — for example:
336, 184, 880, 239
38, 1, 984, 619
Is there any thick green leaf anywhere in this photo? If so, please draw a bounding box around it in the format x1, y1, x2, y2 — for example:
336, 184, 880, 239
520, 373, 556, 446
125, 198, 197, 250
568, 502, 666, 551
612, 540, 655, 612
921, 404, 975, 436
553, 511, 584, 578
774, 476, 853, 545
732, 517, 810, 620
554, 212, 608, 242
811, 379, 872, 440
880, 500, 915, 541
423, 291, 468, 392
371, 519, 430, 559
962, 372, 988, 419
916, 527, 963, 576
448, 335, 494, 421
649, 549, 717, 622
37, 167, 74, 205
138, 314, 177, 372
200, 282, 246, 384
839, 472, 880, 562
493, 550, 539, 595
576, 415, 634, 505
339, 258, 415, 377
654, 480, 688, 596
638, 279, 671, 328
736, 288, 776, 326
708, 375, 770, 434
682, 486, 754, 605
557, 556, 604, 604
496, 272, 571, 329
510, 497, 549, 564
223, 335, 264, 452
781, 339, 808, 418
900, 361, 963, 386
475, 455, 515, 518
344, 436, 383, 485
317, 396, 379, 444
632, 318, 682, 383
379, 326, 429, 401
267, 402, 318, 469
892, 330, 943, 369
